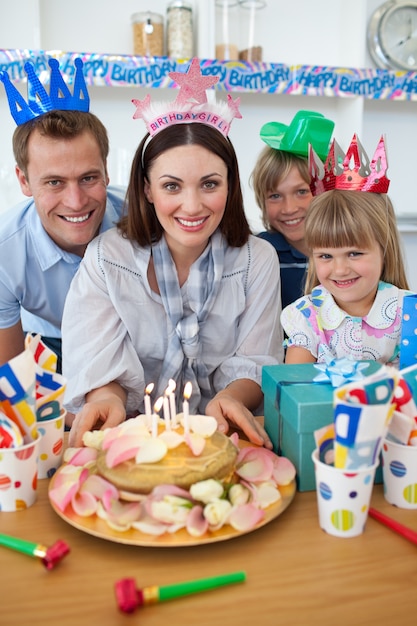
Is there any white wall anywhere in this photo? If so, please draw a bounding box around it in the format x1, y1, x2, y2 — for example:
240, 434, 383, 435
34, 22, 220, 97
1, 0, 416, 287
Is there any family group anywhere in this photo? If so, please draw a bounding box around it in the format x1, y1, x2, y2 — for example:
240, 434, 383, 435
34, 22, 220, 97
0, 57, 410, 448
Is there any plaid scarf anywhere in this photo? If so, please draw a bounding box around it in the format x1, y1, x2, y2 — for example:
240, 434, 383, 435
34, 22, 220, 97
152, 230, 226, 411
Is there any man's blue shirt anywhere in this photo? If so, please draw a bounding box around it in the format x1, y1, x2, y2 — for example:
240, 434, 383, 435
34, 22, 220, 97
0, 185, 126, 338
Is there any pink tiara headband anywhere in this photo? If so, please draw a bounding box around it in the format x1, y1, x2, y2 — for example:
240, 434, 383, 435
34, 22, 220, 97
132, 58, 242, 138
309, 134, 390, 195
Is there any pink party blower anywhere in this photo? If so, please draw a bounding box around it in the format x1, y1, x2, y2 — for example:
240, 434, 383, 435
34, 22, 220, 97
115, 571, 246, 613
0, 533, 70, 569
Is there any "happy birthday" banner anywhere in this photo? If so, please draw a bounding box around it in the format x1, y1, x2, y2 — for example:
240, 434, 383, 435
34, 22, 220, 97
1, 49, 417, 101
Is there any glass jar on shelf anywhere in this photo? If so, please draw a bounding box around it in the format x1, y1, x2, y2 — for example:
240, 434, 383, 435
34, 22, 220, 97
238, 0, 267, 63
215, 1, 239, 61
166, 0, 194, 59
131, 11, 164, 57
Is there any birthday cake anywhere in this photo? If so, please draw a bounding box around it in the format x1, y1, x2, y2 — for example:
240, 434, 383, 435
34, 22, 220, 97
94, 416, 238, 495
50, 410, 296, 537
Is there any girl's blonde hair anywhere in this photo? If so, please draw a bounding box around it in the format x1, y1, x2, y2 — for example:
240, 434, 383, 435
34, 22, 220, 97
250, 146, 310, 229
304, 189, 409, 293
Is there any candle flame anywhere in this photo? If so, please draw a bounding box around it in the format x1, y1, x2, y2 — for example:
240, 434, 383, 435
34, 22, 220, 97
184, 381, 192, 400
145, 383, 154, 395
154, 396, 164, 413
165, 379, 176, 396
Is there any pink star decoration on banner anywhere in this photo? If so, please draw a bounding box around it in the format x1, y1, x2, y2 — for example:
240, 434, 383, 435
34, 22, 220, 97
132, 94, 152, 120
227, 94, 243, 119
169, 58, 219, 105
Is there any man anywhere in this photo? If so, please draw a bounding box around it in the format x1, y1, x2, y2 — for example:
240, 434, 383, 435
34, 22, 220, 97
0, 58, 126, 373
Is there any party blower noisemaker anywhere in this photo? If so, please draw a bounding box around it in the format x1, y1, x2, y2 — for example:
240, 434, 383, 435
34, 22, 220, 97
0, 533, 70, 570
115, 571, 246, 613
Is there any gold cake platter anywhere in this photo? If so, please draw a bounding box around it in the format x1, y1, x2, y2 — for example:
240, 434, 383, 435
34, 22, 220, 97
48, 441, 296, 547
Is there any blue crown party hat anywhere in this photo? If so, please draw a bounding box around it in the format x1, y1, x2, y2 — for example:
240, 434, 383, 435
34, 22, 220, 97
0, 57, 89, 126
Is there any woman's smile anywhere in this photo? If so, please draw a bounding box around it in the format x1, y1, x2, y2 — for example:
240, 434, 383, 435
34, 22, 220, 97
144, 144, 228, 263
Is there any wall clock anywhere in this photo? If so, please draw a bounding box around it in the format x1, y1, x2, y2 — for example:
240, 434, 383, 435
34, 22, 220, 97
367, 1, 417, 70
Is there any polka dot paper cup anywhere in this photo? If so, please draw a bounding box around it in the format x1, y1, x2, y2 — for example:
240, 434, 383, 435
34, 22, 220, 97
0, 435, 41, 512
381, 438, 417, 509
36, 409, 65, 479
312, 449, 378, 538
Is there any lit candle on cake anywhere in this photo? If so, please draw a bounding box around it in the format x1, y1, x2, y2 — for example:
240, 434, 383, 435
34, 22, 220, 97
163, 387, 171, 431
144, 383, 154, 422
183, 381, 192, 436
153, 397, 163, 438
168, 379, 177, 427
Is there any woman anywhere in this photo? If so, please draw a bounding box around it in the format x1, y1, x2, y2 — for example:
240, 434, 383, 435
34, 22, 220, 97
63, 95, 283, 448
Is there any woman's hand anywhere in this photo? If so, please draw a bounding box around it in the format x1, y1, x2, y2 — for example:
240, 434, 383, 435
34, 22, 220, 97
68, 383, 127, 447
205, 380, 272, 449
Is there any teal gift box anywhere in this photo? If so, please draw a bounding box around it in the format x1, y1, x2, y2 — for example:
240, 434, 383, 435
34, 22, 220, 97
262, 362, 382, 491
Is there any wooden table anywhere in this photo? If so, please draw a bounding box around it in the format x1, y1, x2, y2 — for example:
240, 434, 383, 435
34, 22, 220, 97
1, 469, 416, 626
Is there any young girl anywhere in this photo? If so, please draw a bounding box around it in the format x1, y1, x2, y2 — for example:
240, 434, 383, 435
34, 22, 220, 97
281, 188, 410, 365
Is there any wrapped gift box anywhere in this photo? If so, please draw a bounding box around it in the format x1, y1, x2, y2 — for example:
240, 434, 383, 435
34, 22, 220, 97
262, 362, 382, 491
399, 293, 417, 369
